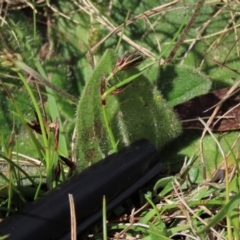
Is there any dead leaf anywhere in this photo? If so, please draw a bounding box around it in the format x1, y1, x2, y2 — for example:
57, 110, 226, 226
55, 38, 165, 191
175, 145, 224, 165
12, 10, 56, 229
174, 87, 240, 131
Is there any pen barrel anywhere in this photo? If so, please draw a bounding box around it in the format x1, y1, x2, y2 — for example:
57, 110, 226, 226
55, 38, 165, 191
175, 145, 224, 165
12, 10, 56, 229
0, 138, 158, 240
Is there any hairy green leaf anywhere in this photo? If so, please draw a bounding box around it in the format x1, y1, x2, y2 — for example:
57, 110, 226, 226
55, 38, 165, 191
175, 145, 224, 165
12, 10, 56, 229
158, 64, 212, 106
76, 49, 182, 170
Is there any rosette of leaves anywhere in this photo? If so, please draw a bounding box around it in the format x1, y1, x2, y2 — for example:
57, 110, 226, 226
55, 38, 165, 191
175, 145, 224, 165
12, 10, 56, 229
76, 49, 182, 170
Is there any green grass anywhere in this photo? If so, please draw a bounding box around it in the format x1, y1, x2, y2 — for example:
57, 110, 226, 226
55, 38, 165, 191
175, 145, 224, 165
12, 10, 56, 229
1, 0, 240, 239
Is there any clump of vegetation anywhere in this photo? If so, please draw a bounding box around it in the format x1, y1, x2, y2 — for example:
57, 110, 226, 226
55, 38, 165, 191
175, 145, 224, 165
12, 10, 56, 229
1, 0, 240, 239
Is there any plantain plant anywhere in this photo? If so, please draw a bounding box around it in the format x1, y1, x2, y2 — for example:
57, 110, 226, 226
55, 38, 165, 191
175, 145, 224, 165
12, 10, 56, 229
75, 49, 182, 170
